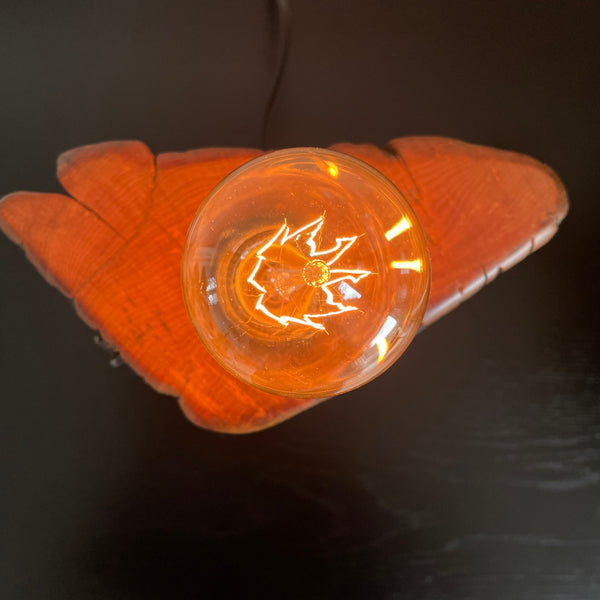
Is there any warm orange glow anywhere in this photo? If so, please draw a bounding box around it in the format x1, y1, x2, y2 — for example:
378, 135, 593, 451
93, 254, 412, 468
371, 315, 397, 363
385, 217, 411, 241
0, 135, 565, 432
246, 215, 373, 331
303, 259, 330, 287
182, 147, 430, 399
391, 259, 423, 272
325, 161, 339, 178
375, 338, 388, 362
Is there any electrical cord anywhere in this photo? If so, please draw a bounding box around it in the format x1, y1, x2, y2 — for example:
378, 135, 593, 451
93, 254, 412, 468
260, 0, 291, 149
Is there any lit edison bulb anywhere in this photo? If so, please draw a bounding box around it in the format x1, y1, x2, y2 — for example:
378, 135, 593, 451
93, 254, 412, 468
182, 148, 430, 398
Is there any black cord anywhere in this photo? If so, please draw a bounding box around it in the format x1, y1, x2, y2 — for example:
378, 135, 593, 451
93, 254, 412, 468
260, 0, 291, 149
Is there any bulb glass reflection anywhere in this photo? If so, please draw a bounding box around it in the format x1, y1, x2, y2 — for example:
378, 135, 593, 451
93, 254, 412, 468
182, 148, 430, 398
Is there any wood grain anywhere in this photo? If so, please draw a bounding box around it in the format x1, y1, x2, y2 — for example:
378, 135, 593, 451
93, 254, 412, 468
0, 137, 568, 432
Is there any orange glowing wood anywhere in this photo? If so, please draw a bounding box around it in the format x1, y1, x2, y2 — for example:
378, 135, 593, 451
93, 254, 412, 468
0, 138, 568, 432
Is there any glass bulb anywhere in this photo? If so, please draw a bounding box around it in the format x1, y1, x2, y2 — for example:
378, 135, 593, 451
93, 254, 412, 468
182, 148, 430, 399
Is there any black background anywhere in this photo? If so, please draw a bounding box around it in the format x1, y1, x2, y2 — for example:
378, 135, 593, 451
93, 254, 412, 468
1, 1, 599, 598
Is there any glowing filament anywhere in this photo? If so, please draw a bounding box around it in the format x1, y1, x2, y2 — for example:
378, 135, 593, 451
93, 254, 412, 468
247, 216, 372, 330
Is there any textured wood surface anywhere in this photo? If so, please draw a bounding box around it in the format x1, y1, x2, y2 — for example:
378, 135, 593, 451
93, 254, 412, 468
0, 137, 567, 432
1, 2, 598, 598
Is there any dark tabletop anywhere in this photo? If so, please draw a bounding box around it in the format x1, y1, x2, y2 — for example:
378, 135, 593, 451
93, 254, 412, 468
1, 1, 599, 598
